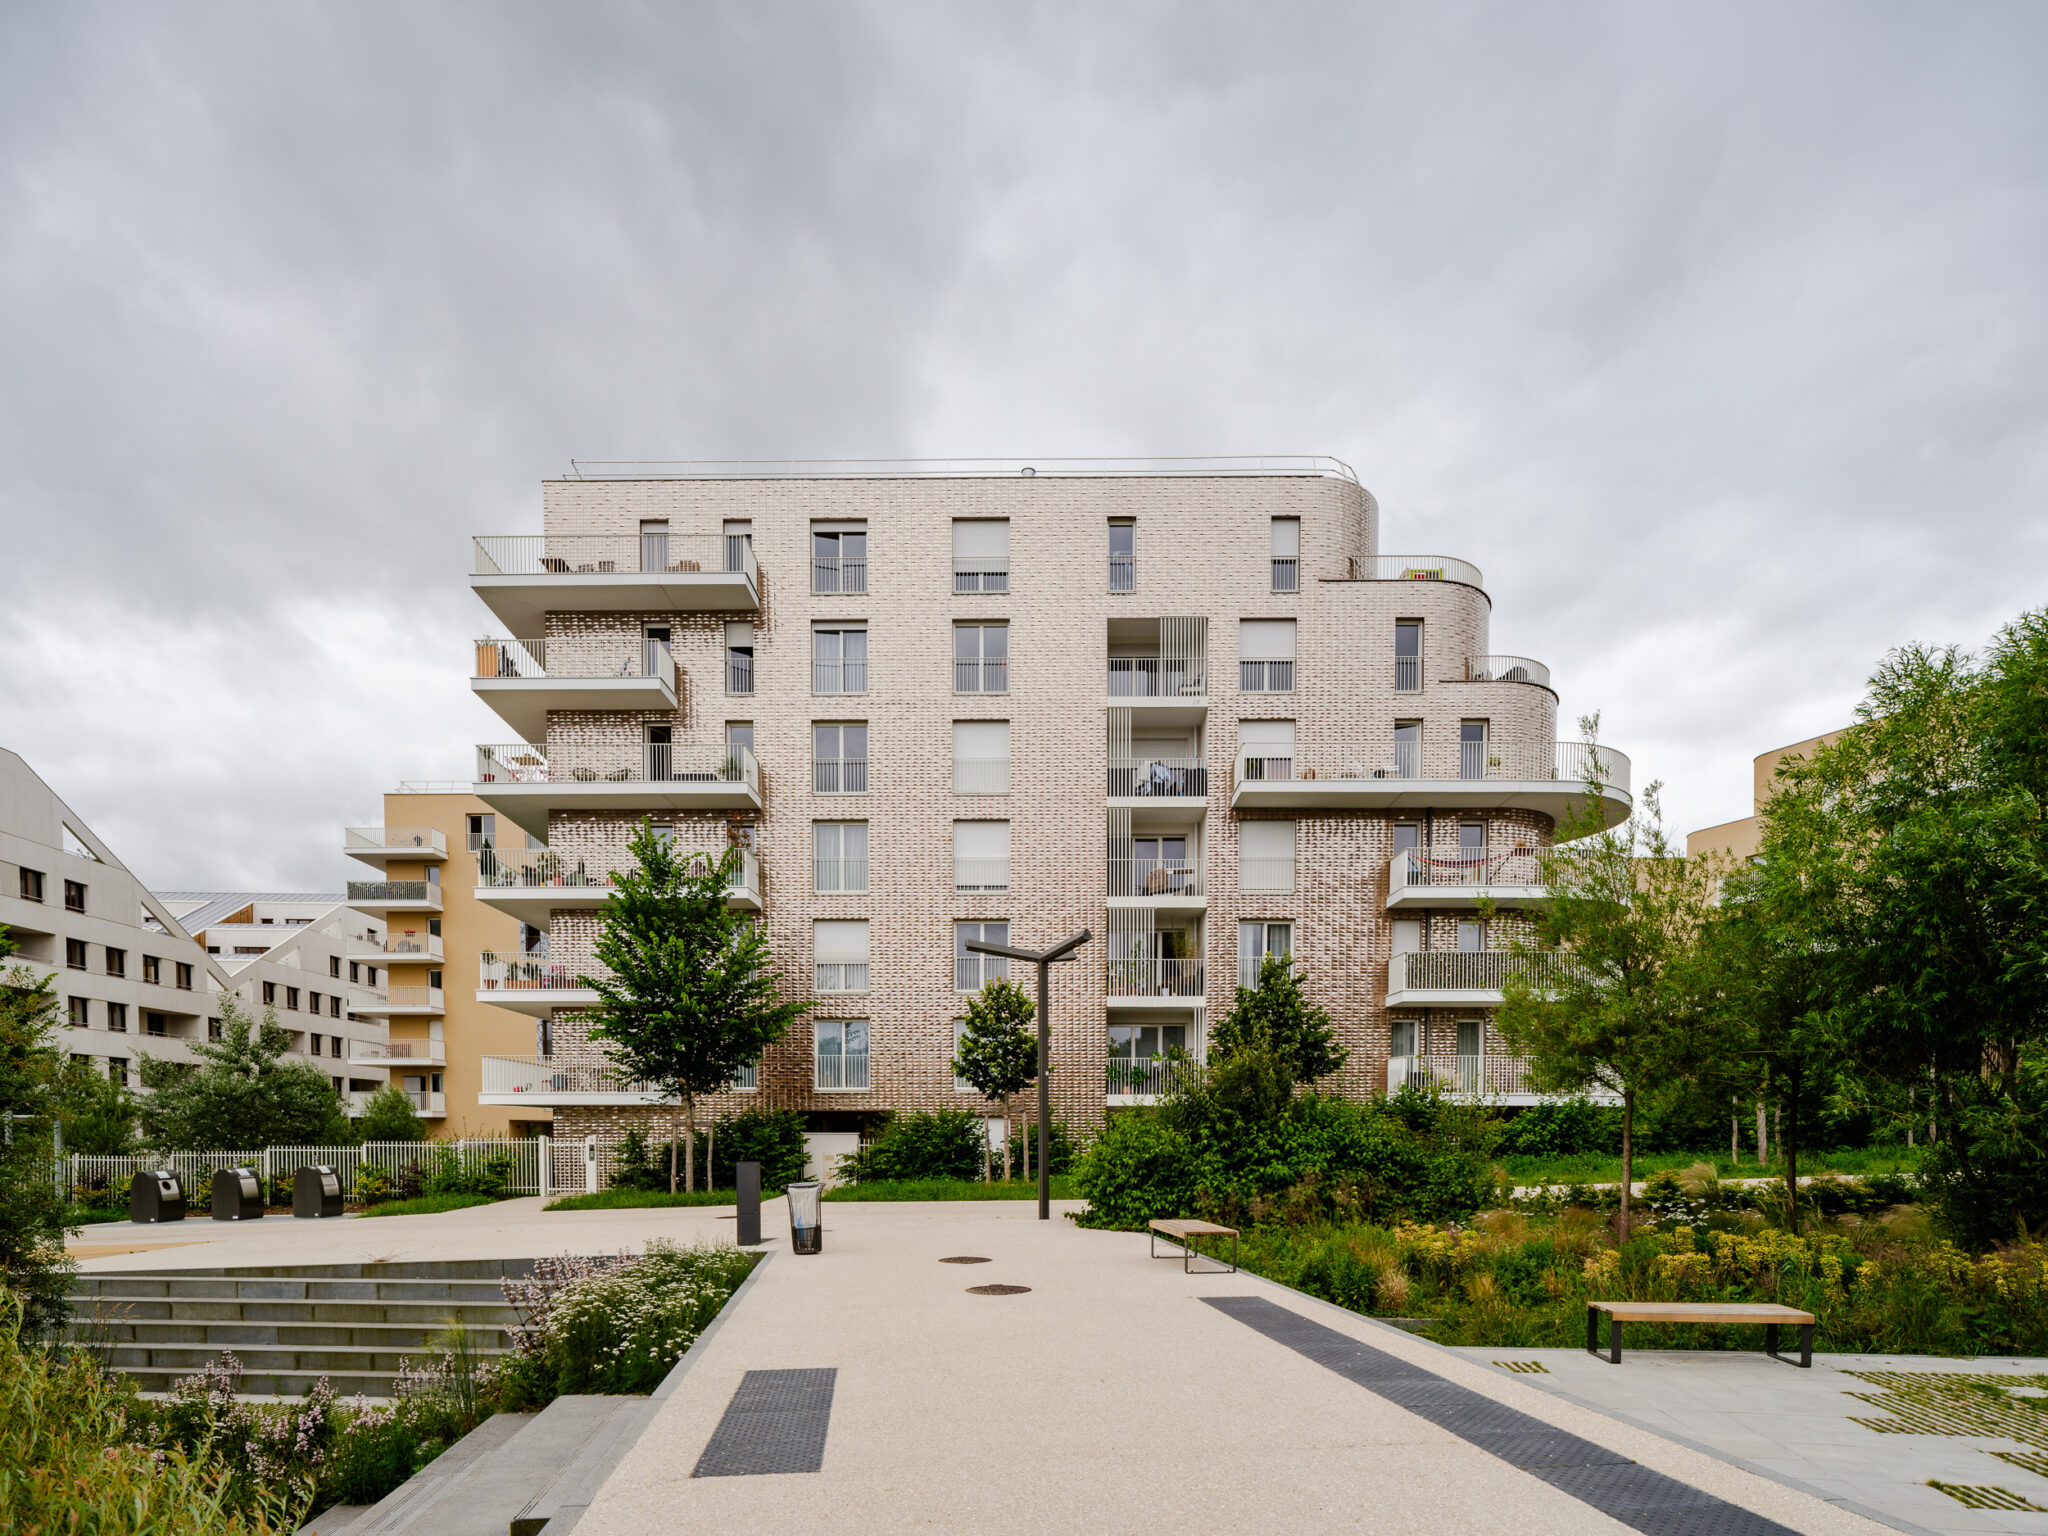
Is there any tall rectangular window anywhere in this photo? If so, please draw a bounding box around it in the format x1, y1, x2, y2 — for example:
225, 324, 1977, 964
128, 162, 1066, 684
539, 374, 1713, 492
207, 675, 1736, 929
1238, 921, 1293, 990
1239, 620, 1296, 692
1392, 822, 1421, 854
813, 722, 868, 793
952, 1020, 976, 1093
67, 997, 89, 1027
263, 981, 277, 1004
1456, 1018, 1483, 1057
1459, 822, 1486, 858
812, 524, 868, 593
65, 938, 86, 970
954, 622, 1008, 694
1456, 918, 1486, 952
108, 1057, 128, 1085
1394, 620, 1421, 692
952, 720, 1010, 794
286, 986, 300, 1010
814, 1019, 870, 1091
813, 822, 870, 894
1390, 1018, 1417, 1057
725, 622, 755, 694
639, 519, 670, 572
724, 520, 753, 575
175, 961, 193, 990
142, 955, 161, 985
813, 625, 868, 694
1270, 518, 1300, 591
952, 821, 1010, 894
64, 880, 86, 913
953, 520, 1009, 592
813, 920, 870, 993
1108, 520, 1135, 591
107, 1002, 128, 1033
1237, 720, 1295, 782
1239, 820, 1296, 893
18, 868, 43, 901
955, 921, 1010, 992
1460, 720, 1489, 780
467, 813, 496, 852
1393, 721, 1421, 778
104, 948, 125, 979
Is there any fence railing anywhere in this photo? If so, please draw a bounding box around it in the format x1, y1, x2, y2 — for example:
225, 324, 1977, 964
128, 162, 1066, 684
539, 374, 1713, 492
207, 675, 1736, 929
344, 826, 447, 856
473, 637, 675, 690
1107, 657, 1206, 698
1458, 654, 1551, 689
1238, 659, 1294, 692
475, 743, 760, 796
1235, 741, 1632, 795
1390, 849, 1545, 894
473, 533, 757, 587
1108, 757, 1206, 797
814, 1049, 870, 1091
953, 756, 1010, 794
953, 857, 1010, 894
1106, 957, 1204, 997
811, 656, 869, 695
1388, 951, 1570, 993
345, 881, 442, 909
953, 558, 1008, 593
1387, 1055, 1536, 1098
1109, 859, 1202, 898
1363, 554, 1484, 590
64, 1139, 551, 1202
953, 656, 1008, 695
814, 756, 868, 794
478, 958, 595, 992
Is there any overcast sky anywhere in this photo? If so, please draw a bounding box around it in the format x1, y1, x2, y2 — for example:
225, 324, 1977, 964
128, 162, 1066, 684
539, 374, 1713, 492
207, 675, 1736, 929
2, 2, 2043, 891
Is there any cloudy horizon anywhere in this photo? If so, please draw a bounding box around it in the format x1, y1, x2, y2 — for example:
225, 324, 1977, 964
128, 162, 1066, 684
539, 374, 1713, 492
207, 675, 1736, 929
2, 2, 2043, 891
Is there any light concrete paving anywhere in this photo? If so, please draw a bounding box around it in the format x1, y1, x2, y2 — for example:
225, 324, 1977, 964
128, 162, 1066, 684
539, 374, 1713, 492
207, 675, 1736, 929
1448, 1345, 2048, 1536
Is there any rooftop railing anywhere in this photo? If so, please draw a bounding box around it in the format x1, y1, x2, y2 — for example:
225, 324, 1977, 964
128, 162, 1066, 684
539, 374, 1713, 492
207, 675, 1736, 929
1389, 848, 1546, 894
473, 637, 675, 690
1236, 741, 1631, 795
1456, 654, 1551, 689
1362, 554, 1484, 589
473, 533, 757, 586
562, 455, 1360, 484
475, 742, 760, 795
344, 826, 447, 855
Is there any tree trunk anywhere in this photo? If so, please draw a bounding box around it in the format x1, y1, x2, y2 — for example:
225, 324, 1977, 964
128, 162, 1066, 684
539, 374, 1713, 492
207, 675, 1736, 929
684, 1098, 697, 1194
1756, 1099, 1768, 1164
1731, 1100, 1740, 1165
983, 1114, 993, 1183
707, 1118, 716, 1192
1619, 1087, 1635, 1238
1907, 1086, 1915, 1149
1784, 1068, 1801, 1236
1002, 1099, 1013, 1182
669, 1127, 677, 1194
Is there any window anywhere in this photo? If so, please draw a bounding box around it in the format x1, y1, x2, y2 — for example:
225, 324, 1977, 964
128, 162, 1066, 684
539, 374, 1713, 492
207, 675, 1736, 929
1239, 620, 1295, 692
954, 921, 1010, 991
813, 723, 868, 793
1460, 720, 1489, 780
208, 1018, 222, 1041
329, 956, 341, 979
67, 997, 88, 1027
1237, 720, 1295, 781
952, 720, 1009, 794
726, 721, 754, 762
349, 962, 360, 983
108, 1057, 128, 1086
1392, 822, 1420, 855
813, 920, 870, 993
1392, 918, 1422, 955
367, 967, 378, 985
308, 991, 321, 1014
1238, 921, 1293, 990
1394, 620, 1421, 692
286, 987, 300, 1010
467, 813, 496, 852
1239, 820, 1295, 893
953, 519, 1010, 592
729, 1058, 757, 1091
813, 822, 869, 894
1108, 520, 1134, 591
428, 969, 444, 990
329, 996, 342, 1018
1459, 822, 1486, 860
1391, 1018, 1418, 1058
812, 524, 867, 593
310, 1033, 323, 1056
1393, 721, 1421, 778
107, 1002, 128, 1033
65, 938, 87, 970
725, 622, 755, 694
953, 821, 1010, 893
145, 1011, 168, 1037
1109, 1023, 1188, 1096
644, 723, 673, 779
1130, 835, 1192, 897
1457, 918, 1486, 953
722, 518, 753, 575
18, 868, 43, 902
263, 981, 277, 1005
813, 625, 868, 694
1456, 1018, 1483, 1058
954, 622, 1008, 694
64, 879, 86, 913
1270, 517, 1300, 591
814, 1020, 870, 1091
952, 1020, 975, 1092
639, 518, 670, 572
104, 947, 125, 979
642, 622, 672, 680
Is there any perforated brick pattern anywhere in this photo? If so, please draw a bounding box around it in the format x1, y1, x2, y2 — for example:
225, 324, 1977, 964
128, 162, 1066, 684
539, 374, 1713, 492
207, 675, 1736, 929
1203, 1297, 1800, 1535
692, 1368, 837, 1477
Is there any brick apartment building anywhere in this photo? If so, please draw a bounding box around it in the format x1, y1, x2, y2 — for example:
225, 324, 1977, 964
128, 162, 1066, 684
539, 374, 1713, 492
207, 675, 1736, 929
457, 457, 1632, 1176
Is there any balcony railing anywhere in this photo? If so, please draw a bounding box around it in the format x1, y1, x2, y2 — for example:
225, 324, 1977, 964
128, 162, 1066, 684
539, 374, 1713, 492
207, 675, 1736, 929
379, 986, 445, 1011
953, 857, 1010, 894
1110, 859, 1202, 899
812, 553, 867, 593
814, 757, 868, 794
1389, 849, 1545, 895
1108, 757, 1206, 797
727, 654, 754, 694
812, 656, 869, 695
954, 656, 1008, 695
1394, 655, 1420, 692
1239, 659, 1293, 692
814, 1048, 870, 1091
1458, 654, 1552, 689
1107, 1053, 1200, 1097
352, 1041, 447, 1064
346, 881, 442, 909
953, 756, 1010, 794
1106, 958, 1204, 997
953, 558, 1008, 593
475, 743, 761, 795
478, 958, 593, 993
813, 857, 869, 895
1388, 1055, 1536, 1098
1236, 741, 1631, 794
473, 637, 675, 690
479, 846, 760, 902
1108, 555, 1135, 591
1271, 556, 1298, 591
1388, 951, 1570, 993
1107, 658, 1206, 698
480, 1053, 755, 1097
814, 962, 869, 993
1363, 554, 1484, 590
473, 533, 757, 585
344, 826, 447, 856
352, 933, 444, 962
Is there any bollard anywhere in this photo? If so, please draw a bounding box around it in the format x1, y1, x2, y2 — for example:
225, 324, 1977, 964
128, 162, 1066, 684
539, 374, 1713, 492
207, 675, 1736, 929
736, 1161, 761, 1246
584, 1134, 598, 1195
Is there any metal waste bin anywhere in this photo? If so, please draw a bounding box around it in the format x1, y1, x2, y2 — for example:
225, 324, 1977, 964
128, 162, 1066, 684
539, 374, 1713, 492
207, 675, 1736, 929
130, 1169, 186, 1223
294, 1164, 345, 1218
786, 1179, 823, 1255
212, 1166, 265, 1221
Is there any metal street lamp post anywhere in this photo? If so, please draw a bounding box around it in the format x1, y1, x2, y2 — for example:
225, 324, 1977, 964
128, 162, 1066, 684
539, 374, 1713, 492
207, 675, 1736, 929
965, 928, 1091, 1219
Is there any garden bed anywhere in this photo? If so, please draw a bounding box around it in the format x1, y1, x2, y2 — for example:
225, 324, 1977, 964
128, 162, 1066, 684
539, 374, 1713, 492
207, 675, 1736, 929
359, 1192, 502, 1218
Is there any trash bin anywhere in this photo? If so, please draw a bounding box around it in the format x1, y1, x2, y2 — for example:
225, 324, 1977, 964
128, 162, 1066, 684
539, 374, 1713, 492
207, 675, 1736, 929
131, 1169, 186, 1223
212, 1166, 265, 1221
294, 1164, 345, 1218
786, 1179, 823, 1255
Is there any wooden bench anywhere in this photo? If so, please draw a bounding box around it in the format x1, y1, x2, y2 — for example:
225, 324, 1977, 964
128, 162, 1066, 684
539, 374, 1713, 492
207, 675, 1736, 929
1586, 1301, 1816, 1367
1149, 1218, 1239, 1274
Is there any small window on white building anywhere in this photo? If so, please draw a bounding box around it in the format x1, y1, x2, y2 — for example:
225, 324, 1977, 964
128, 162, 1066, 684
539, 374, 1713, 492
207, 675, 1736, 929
1237, 720, 1295, 781
1239, 820, 1295, 893
813, 822, 870, 894
1239, 620, 1296, 692
1270, 517, 1300, 591
952, 520, 1009, 593
815, 1019, 870, 1091
1238, 921, 1293, 990
813, 920, 870, 993
952, 721, 1010, 795
952, 822, 1010, 894
812, 522, 868, 593
813, 625, 868, 694
725, 622, 755, 695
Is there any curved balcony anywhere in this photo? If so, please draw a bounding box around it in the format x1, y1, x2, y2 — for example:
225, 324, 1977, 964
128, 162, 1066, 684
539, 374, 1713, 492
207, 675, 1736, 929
1385, 949, 1568, 1007
1386, 848, 1547, 910
1231, 741, 1630, 828
470, 532, 759, 634
343, 826, 448, 869
345, 880, 444, 915
474, 846, 761, 919
1362, 554, 1484, 591
471, 637, 677, 739
476, 957, 601, 1016
474, 742, 761, 840
1450, 655, 1551, 690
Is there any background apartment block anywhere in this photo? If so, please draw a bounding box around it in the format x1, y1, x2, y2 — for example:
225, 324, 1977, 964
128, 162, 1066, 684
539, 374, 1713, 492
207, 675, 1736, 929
344, 790, 552, 1136
456, 457, 1631, 1170
1687, 729, 1849, 864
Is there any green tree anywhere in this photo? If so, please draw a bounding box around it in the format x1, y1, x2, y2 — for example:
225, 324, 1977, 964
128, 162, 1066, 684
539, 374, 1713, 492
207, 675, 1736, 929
0, 927, 74, 1337
1495, 763, 1723, 1235
139, 992, 355, 1150
55, 1056, 139, 1156
584, 824, 809, 1192
352, 1084, 428, 1143
1211, 953, 1346, 1087
952, 976, 1037, 1181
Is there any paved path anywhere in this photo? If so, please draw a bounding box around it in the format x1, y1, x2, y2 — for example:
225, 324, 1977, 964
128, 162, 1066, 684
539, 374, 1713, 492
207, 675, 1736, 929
1451, 1345, 2048, 1536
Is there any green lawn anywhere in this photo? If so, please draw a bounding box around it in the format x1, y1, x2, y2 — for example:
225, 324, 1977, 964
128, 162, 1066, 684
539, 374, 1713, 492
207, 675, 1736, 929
360, 1192, 500, 1218
67, 1208, 131, 1226
546, 1188, 743, 1211
825, 1177, 1078, 1202
1499, 1146, 1921, 1186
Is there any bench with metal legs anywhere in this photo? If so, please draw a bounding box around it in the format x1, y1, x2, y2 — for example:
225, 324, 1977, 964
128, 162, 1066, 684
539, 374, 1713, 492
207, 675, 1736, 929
1586, 1301, 1816, 1367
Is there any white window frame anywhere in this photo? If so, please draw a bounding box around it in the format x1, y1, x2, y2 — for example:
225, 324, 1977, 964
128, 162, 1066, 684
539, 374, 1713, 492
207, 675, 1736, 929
952, 720, 1010, 795
812, 625, 869, 695
813, 821, 870, 895
1238, 919, 1293, 990
952, 821, 1011, 894
954, 621, 1009, 695
1238, 620, 1296, 693
811, 523, 868, 594
813, 920, 870, 993
815, 1019, 870, 1092
813, 721, 869, 794
1238, 820, 1296, 894
952, 520, 1010, 593
954, 920, 1010, 992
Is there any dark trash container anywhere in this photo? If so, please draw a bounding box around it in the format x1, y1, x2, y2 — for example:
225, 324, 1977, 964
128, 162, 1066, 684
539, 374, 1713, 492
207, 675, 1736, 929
130, 1169, 186, 1223
212, 1166, 265, 1221
786, 1179, 823, 1255
294, 1164, 345, 1218
736, 1161, 761, 1247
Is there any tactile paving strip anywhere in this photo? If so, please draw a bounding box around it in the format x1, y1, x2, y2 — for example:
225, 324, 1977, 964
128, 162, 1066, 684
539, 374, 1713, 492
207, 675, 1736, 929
692, 1368, 838, 1477
1203, 1296, 1801, 1535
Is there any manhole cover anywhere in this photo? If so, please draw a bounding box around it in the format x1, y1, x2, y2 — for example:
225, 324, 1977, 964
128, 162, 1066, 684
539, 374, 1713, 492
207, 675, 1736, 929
967, 1284, 1031, 1296
939, 1256, 991, 1265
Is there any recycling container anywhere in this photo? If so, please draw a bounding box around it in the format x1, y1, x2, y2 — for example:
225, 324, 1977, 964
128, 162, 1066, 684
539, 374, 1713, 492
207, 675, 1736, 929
212, 1166, 265, 1221
294, 1164, 345, 1218
130, 1169, 186, 1223
786, 1179, 823, 1254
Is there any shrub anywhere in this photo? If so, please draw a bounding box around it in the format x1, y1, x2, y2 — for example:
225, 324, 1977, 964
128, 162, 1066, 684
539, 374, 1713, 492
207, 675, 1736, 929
610, 1127, 669, 1192
839, 1109, 985, 1183
1495, 1097, 1619, 1157
353, 1085, 429, 1143
1073, 1112, 1200, 1228
421, 1144, 513, 1199
710, 1107, 809, 1190
1005, 1116, 1082, 1177
353, 1164, 395, 1206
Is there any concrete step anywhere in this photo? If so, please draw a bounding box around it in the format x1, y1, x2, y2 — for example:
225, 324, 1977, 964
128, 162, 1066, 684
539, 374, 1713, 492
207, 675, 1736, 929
296, 1505, 370, 1536
70, 1297, 518, 1327
512, 1398, 658, 1535
74, 1277, 515, 1303
76, 1259, 534, 1283
350, 1398, 629, 1536
78, 1319, 517, 1350
345, 1411, 534, 1536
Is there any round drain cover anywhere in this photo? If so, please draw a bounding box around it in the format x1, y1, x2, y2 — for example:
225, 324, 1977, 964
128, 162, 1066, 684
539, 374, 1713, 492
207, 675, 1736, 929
967, 1284, 1031, 1295
939, 1255, 991, 1264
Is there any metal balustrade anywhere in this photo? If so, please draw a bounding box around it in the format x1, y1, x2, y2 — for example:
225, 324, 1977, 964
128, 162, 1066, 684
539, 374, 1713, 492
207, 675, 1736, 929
1387, 1054, 1536, 1098
1234, 741, 1631, 794
344, 826, 447, 856
480, 1053, 755, 1097
814, 1048, 870, 1091
473, 637, 675, 689
1107, 658, 1206, 697
1459, 654, 1551, 689
1270, 556, 1298, 591
1106, 957, 1204, 997
813, 857, 869, 895
352, 1041, 447, 1064
814, 757, 868, 793
351, 933, 444, 962
1239, 659, 1293, 692
812, 656, 869, 694
953, 558, 1009, 593
1106, 1054, 1198, 1097
475, 742, 760, 794
472, 532, 757, 584
812, 554, 867, 593
954, 655, 1008, 695
1387, 951, 1570, 993
814, 962, 869, 993
478, 958, 594, 993
1394, 655, 1420, 692
1389, 849, 1545, 894
376, 986, 445, 1011
1109, 858, 1202, 898
1363, 554, 1485, 590
1108, 555, 1136, 591
1107, 757, 1207, 797
345, 881, 442, 909
479, 846, 760, 902
726, 655, 754, 694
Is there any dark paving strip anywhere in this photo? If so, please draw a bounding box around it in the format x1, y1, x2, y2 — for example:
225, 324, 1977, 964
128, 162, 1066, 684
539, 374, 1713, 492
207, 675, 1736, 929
1203, 1297, 1801, 1536
691, 1368, 837, 1477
